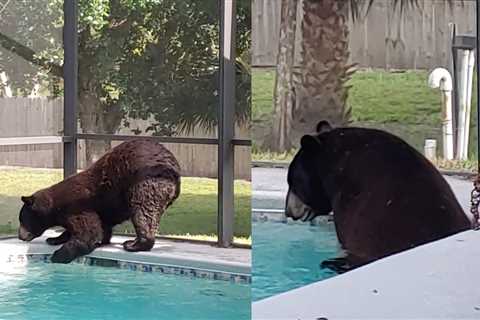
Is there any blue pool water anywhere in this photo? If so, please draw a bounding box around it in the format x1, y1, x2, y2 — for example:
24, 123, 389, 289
0, 262, 250, 320
252, 220, 343, 301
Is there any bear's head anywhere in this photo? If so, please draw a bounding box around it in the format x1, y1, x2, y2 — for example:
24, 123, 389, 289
285, 120, 333, 221
18, 192, 54, 241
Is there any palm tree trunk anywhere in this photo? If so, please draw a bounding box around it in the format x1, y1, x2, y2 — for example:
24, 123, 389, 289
294, 0, 354, 136
268, 0, 299, 152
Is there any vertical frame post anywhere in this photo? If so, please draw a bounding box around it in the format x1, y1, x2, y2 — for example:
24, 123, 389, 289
477, 0, 480, 168
63, 0, 78, 178
218, 0, 236, 247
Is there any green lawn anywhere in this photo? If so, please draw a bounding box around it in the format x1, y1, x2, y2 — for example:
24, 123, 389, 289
253, 68, 479, 161
0, 168, 251, 243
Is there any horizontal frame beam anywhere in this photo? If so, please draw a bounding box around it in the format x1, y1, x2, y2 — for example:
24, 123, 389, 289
0, 136, 73, 146
77, 133, 251, 146
0, 134, 250, 148
77, 133, 218, 145
232, 139, 251, 146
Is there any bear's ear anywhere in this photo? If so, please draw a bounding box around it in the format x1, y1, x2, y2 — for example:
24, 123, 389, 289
300, 135, 321, 151
21, 196, 34, 207
316, 120, 332, 134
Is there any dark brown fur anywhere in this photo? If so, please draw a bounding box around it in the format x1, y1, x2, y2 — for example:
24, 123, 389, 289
286, 123, 470, 272
18, 140, 180, 263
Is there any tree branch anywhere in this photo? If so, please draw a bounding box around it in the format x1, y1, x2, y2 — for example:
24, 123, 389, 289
0, 31, 63, 78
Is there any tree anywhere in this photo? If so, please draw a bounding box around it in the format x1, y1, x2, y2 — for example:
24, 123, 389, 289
268, 0, 299, 152
270, 0, 453, 152
0, 0, 250, 164
294, 0, 353, 139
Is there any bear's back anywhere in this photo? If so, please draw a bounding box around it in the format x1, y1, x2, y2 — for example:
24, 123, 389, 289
88, 139, 180, 193
322, 127, 444, 187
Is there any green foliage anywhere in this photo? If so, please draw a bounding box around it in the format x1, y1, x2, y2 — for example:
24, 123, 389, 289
0, 1, 62, 95
0, 0, 251, 135
253, 69, 478, 158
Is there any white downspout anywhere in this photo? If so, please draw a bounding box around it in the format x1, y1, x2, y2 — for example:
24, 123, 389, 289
428, 68, 454, 160
456, 49, 475, 160
462, 50, 475, 160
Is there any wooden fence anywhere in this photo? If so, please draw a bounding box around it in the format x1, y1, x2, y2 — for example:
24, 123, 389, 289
252, 0, 476, 70
0, 98, 251, 180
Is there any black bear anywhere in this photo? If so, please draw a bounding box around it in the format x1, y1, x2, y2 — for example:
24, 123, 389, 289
18, 139, 181, 263
285, 121, 470, 272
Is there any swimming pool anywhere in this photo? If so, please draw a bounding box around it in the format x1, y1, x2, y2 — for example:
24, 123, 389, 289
252, 219, 343, 301
0, 256, 250, 320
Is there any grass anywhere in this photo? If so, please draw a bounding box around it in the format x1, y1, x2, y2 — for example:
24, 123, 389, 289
252, 150, 296, 162
0, 168, 251, 244
252, 68, 277, 123
253, 68, 479, 164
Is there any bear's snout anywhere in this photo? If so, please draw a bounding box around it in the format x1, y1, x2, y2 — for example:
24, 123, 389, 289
285, 190, 312, 221
18, 225, 35, 242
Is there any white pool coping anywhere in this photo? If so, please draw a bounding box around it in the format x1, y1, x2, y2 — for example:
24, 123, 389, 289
0, 230, 251, 276
253, 229, 480, 319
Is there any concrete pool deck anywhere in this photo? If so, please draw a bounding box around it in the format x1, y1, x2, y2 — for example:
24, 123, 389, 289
253, 228, 480, 319
0, 230, 251, 275
252, 167, 480, 319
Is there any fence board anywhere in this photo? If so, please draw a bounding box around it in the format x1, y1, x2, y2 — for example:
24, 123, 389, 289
252, 0, 476, 70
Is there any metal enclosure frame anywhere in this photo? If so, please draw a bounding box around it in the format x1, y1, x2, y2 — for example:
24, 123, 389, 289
67, 0, 248, 247
477, 0, 480, 166
0, 0, 249, 247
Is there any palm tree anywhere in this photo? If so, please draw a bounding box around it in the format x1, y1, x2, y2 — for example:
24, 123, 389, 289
294, 0, 354, 138
270, 0, 454, 152
269, 0, 299, 152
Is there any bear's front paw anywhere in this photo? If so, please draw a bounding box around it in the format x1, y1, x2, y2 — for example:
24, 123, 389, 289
46, 231, 71, 246
46, 233, 70, 246
320, 257, 353, 274
51, 247, 76, 264
123, 238, 154, 252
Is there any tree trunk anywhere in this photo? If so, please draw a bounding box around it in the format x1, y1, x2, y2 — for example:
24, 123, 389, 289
268, 0, 299, 152
293, 0, 355, 139
78, 90, 124, 166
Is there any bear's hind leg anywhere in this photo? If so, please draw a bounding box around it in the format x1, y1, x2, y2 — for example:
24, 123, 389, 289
123, 204, 164, 252
46, 230, 71, 245
123, 177, 175, 252
51, 211, 103, 263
